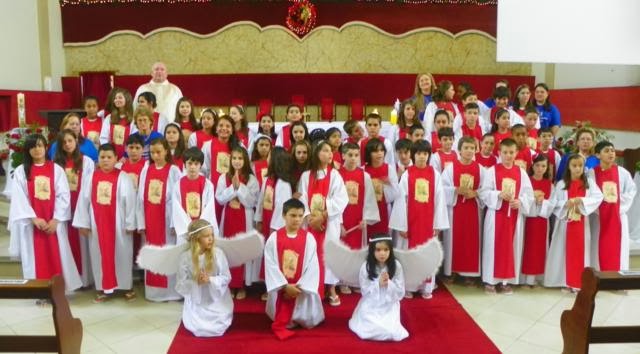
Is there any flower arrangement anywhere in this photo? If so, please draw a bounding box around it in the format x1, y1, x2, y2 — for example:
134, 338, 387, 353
4, 124, 53, 169
554, 120, 613, 155
286, 0, 317, 36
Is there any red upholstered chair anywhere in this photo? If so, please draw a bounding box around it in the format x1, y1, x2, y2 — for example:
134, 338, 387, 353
291, 94, 305, 110
319, 97, 335, 122
350, 98, 365, 121
230, 98, 245, 108
258, 99, 274, 116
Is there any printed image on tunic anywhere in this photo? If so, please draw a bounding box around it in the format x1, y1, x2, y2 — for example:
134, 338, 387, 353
263, 186, 274, 211
527, 137, 538, 150
415, 178, 430, 203
65, 168, 79, 192
501, 178, 516, 198
282, 249, 299, 279
87, 131, 100, 145
216, 152, 230, 174
371, 179, 384, 202
96, 181, 113, 205
534, 189, 546, 200
345, 181, 359, 205
229, 198, 241, 209
310, 193, 325, 216
567, 205, 582, 222
186, 192, 201, 218
459, 173, 474, 191
602, 181, 618, 203
34, 176, 51, 201
148, 179, 164, 205
112, 125, 126, 145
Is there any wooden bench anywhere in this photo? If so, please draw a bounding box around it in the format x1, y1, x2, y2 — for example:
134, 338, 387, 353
560, 267, 640, 354
0, 275, 82, 353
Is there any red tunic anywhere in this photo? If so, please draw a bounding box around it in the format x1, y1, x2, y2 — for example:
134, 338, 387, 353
493, 164, 521, 279
515, 147, 534, 171
222, 175, 248, 288
236, 129, 249, 148
180, 120, 194, 135
565, 180, 587, 289
461, 123, 483, 146
430, 131, 442, 152
143, 163, 171, 288
407, 165, 436, 248
475, 152, 497, 168
281, 124, 292, 151
179, 175, 206, 221
436, 101, 457, 120
193, 130, 213, 149
492, 130, 512, 156
593, 165, 623, 271
359, 136, 385, 166
332, 150, 343, 170
522, 177, 552, 275
527, 128, 540, 150
364, 163, 390, 236
338, 167, 366, 249
119, 158, 146, 261
436, 151, 458, 172
306, 169, 331, 297
64, 159, 83, 274
398, 126, 410, 140
91, 169, 120, 290
81, 117, 102, 142
210, 138, 231, 224
252, 159, 269, 189
110, 118, 131, 159
28, 162, 63, 279
451, 160, 481, 274
536, 148, 558, 181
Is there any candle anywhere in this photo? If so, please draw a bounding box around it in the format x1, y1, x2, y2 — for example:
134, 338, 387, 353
17, 93, 26, 127
390, 108, 398, 125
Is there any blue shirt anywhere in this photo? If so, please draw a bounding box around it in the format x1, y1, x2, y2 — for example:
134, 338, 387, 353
535, 103, 562, 129
128, 131, 163, 160
555, 153, 599, 182
415, 94, 433, 122
48, 138, 98, 161
484, 97, 496, 109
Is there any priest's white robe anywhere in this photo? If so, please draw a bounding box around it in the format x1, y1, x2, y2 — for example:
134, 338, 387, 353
72, 171, 136, 292
171, 177, 219, 243
8, 164, 82, 291
134, 80, 184, 120
175, 248, 233, 337
349, 261, 408, 342
544, 178, 603, 288
264, 231, 324, 328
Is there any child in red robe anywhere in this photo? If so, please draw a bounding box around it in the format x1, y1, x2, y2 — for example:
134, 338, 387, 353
475, 134, 497, 168
276, 104, 304, 151
81, 95, 102, 149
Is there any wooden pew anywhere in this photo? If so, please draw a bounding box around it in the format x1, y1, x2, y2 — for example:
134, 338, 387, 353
560, 267, 640, 354
0, 275, 82, 353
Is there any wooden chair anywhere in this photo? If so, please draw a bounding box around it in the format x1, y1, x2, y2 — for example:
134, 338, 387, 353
0, 275, 82, 353
349, 98, 365, 121
319, 97, 335, 122
560, 268, 640, 354
623, 147, 640, 177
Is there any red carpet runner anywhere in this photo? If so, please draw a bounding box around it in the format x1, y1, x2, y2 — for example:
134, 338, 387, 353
168, 286, 500, 354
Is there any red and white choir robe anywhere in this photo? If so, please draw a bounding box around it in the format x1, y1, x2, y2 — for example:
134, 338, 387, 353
441, 160, 485, 277
526, 129, 539, 150
175, 248, 233, 337
99, 115, 138, 159
424, 101, 461, 135
332, 150, 343, 170
216, 174, 260, 287
536, 148, 561, 181
364, 163, 399, 238
491, 131, 512, 156
265, 228, 324, 339
8, 162, 82, 291
151, 111, 170, 135
179, 120, 195, 143
81, 116, 103, 148
488, 106, 527, 128
255, 178, 294, 239
275, 124, 293, 151
201, 138, 231, 224
63, 156, 95, 286
72, 168, 136, 293
521, 177, 555, 285
187, 130, 213, 149
236, 129, 256, 151
136, 163, 183, 301
475, 152, 497, 169
544, 179, 603, 289
359, 136, 395, 166
338, 167, 380, 251
396, 160, 412, 180
389, 165, 449, 292
252, 159, 269, 190
117, 158, 147, 262
454, 122, 485, 149
298, 168, 348, 292
391, 124, 416, 146
588, 165, 636, 271
514, 147, 536, 171
426, 131, 442, 153
348, 261, 408, 342
478, 164, 534, 286
171, 175, 219, 243
430, 150, 459, 174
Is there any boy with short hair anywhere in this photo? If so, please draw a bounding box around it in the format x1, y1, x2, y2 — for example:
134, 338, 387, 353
535, 127, 561, 180
430, 127, 458, 173
360, 113, 394, 166
264, 198, 324, 340
73, 144, 137, 302
588, 141, 637, 272
395, 138, 413, 178
171, 147, 219, 241
479, 138, 534, 294
475, 134, 497, 169
81, 96, 103, 149
489, 86, 527, 128
343, 119, 365, 145
426, 110, 450, 153
523, 107, 540, 150
511, 124, 536, 171
408, 124, 425, 143
455, 102, 484, 149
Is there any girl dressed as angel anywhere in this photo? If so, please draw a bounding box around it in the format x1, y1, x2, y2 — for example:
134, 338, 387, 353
349, 235, 408, 341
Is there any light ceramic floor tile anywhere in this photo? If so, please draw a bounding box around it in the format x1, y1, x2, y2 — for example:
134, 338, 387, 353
84, 347, 116, 354
85, 313, 156, 345
488, 293, 557, 322
9, 315, 55, 335
473, 308, 536, 339
518, 321, 564, 352
603, 295, 640, 326
483, 329, 517, 352
538, 296, 577, 326
0, 324, 15, 335
108, 329, 174, 354
504, 340, 560, 354
81, 330, 110, 353
1, 300, 53, 326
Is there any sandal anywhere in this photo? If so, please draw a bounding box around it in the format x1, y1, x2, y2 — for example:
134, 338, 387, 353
93, 293, 110, 304
124, 291, 137, 302
421, 292, 433, 300
500, 284, 514, 295
328, 295, 341, 306
484, 285, 497, 295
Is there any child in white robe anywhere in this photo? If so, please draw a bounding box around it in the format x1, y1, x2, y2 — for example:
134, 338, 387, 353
175, 219, 233, 337
349, 236, 408, 342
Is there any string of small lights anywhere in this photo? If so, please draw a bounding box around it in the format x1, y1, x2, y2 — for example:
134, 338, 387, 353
60, 0, 496, 6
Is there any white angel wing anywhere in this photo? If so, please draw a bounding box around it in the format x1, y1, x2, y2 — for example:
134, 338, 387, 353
324, 239, 368, 287
395, 238, 444, 291
216, 230, 265, 268
136, 243, 189, 276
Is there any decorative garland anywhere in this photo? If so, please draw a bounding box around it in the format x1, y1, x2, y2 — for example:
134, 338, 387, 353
286, 0, 317, 36
60, 0, 496, 6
